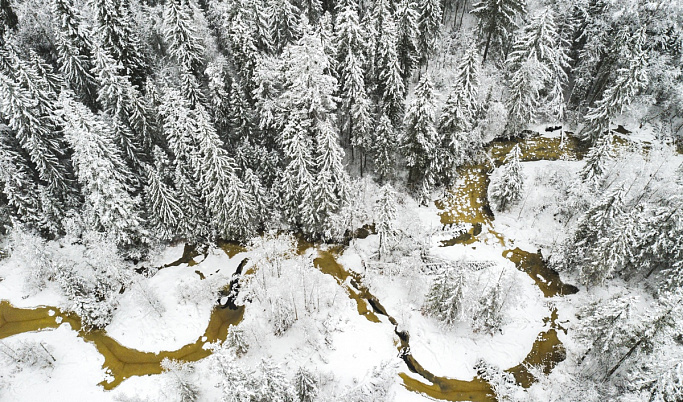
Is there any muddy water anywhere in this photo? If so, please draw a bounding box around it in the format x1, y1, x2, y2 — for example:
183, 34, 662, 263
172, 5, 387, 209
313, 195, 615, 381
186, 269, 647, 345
397, 135, 581, 401
0, 301, 243, 389
0, 134, 580, 399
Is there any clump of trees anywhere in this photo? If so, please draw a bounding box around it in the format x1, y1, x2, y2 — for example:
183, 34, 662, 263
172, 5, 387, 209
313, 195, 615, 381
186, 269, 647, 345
422, 261, 516, 335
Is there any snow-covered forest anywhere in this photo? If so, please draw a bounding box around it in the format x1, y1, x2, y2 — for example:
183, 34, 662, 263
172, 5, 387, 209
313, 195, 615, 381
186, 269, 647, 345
0, 0, 682, 400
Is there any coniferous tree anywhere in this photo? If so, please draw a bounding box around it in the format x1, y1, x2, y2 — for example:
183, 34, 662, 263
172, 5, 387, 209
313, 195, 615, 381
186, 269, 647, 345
159, 88, 208, 241
579, 131, 613, 185
423, 267, 468, 327
489, 144, 524, 212
52, 0, 97, 106
395, 0, 419, 85
266, 0, 301, 53
505, 9, 569, 135
439, 44, 480, 175
92, 46, 150, 174
579, 28, 648, 144
335, 0, 372, 168
415, 0, 442, 67
195, 106, 258, 240
0, 45, 70, 196
57, 92, 144, 249
376, 15, 405, 127
294, 366, 318, 402
163, 0, 205, 76
373, 112, 398, 183
402, 75, 440, 205
274, 24, 348, 238
471, 0, 526, 62
375, 183, 397, 261
92, 0, 148, 87
145, 147, 183, 240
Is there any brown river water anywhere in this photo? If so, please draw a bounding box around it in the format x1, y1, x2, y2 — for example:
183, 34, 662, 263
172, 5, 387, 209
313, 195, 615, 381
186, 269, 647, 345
0, 135, 582, 400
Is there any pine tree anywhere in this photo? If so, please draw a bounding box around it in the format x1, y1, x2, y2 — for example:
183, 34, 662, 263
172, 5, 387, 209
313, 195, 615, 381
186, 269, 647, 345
266, 0, 301, 53
376, 15, 405, 127
440, 44, 480, 172
373, 112, 398, 183
579, 131, 613, 185
489, 144, 524, 212
471, 0, 526, 62
92, 0, 148, 87
505, 9, 569, 134
415, 0, 442, 66
395, 0, 419, 85
57, 92, 143, 248
52, 0, 97, 106
294, 366, 318, 402
162, 0, 205, 75
375, 184, 397, 261
402, 75, 440, 205
144, 148, 183, 240
579, 27, 648, 144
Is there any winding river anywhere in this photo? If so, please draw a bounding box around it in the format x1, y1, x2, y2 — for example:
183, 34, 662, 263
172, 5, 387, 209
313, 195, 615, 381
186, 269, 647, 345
0, 134, 584, 400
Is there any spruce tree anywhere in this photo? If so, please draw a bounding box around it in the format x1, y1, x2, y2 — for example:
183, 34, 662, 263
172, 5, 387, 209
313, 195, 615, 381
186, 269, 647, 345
52, 0, 97, 106
579, 131, 613, 185
402, 75, 440, 204
294, 366, 318, 402
395, 0, 419, 85
415, 0, 442, 66
57, 92, 144, 248
335, 0, 372, 168
162, 0, 205, 76
579, 28, 648, 144
489, 144, 524, 212
423, 267, 468, 327
373, 112, 398, 183
376, 15, 405, 127
471, 0, 526, 62
0, 45, 70, 196
92, 0, 148, 87
145, 147, 183, 241
195, 106, 258, 240
266, 0, 301, 53
375, 184, 398, 261
439, 44, 480, 172
505, 9, 569, 134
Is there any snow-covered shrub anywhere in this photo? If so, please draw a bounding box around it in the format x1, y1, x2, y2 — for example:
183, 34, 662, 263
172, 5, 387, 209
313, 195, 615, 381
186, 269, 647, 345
270, 297, 296, 336
226, 327, 249, 357
342, 360, 398, 402
479, 100, 508, 141
294, 366, 319, 402
489, 144, 524, 213
131, 278, 165, 318
422, 266, 468, 327
9, 228, 61, 294
475, 359, 520, 401
0, 339, 55, 390
471, 279, 506, 335
176, 275, 215, 307
209, 343, 296, 402
161, 359, 200, 402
